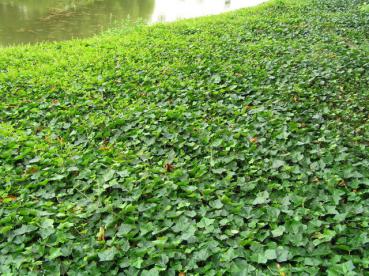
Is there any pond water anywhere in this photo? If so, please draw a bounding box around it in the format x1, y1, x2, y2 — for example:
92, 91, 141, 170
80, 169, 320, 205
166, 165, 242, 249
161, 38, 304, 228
0, 0, 267, 46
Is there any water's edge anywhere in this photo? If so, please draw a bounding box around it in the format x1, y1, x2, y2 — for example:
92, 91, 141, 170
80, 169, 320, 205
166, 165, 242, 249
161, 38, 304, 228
0, 0, 268, 47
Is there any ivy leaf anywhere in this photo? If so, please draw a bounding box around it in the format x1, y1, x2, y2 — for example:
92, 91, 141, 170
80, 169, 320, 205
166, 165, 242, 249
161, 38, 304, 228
313, 229, 336, 246
271, 226, 285, 237
141, 268, 160, 276
13, 225, 38, 236
230, 259, 256, 275
210, 199, 224, 209
264, 249, 277, 260
117, 223, 134, 236
132, 258, 144, 269
40, 218, 54, 229
272, 160, 285, 169
49, 248, 63, 260
213, 74, 221, 84
253, 191, 270, 205
276, 247, 289, 262
51, 174, 66, 181
102, 169, 116, 182
29, 156, 41, 164
98, 247, 118, 262
327, 261, 356, 276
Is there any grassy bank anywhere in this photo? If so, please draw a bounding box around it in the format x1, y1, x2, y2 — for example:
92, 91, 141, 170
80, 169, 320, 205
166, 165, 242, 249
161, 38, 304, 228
1, 0, 369, 274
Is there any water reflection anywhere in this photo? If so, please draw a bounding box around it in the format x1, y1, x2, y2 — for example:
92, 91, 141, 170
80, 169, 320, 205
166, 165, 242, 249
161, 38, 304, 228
151, 0, 265, 22
0, 0, 267, 46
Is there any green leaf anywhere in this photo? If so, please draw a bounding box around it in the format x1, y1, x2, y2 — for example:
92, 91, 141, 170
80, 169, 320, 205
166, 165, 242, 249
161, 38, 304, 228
49, 248, 62, 260
213, 74, 221, 84
102, 169, 116, 182
276, 247, 289, 262
210, 199, 224, 209
264, 249, 277, 260
29, 156, 41, 163
51, 174, 66, 181
39, 227, 55, 239
141, 268, 160, 276
327, 261, 356, 276
13, 225, 38, 236
272, 160, 285, 169
117, 223, 134, 236
132, 258, 144, 269
271, 226, 285, 237
98, 247, 118, 262
256, 253, 268, 264
230, 259, 256, 276
40, 218, 54, 229
252, 191, 270, 205
0, 226, 13, 234
198, 217, 215, 228
313, 229, 336, 246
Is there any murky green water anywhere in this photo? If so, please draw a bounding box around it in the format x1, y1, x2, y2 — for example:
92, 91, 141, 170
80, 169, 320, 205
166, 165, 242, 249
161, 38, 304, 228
0, 0, 266, 46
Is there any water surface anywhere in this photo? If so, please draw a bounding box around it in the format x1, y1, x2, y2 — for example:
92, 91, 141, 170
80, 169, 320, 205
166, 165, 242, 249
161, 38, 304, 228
0, 0, 266, 46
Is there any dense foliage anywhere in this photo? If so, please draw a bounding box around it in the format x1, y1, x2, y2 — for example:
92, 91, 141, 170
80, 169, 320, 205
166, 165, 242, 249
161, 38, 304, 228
1, 0, 369, 274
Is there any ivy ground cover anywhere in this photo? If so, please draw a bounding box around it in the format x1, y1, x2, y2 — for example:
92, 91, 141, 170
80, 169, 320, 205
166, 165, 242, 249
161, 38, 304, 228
0, 0, 369, 274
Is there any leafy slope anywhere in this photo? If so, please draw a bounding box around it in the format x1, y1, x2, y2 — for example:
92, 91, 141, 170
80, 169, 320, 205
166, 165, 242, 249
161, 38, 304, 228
0, 0, 369, 274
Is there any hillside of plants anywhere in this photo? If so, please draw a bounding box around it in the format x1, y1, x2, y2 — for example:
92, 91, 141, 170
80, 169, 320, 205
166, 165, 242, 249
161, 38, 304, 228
0, 0, 368, 274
